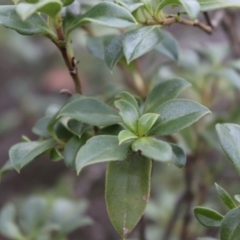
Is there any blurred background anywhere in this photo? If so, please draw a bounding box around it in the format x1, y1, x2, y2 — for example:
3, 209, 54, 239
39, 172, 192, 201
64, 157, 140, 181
1, 0, 240, 239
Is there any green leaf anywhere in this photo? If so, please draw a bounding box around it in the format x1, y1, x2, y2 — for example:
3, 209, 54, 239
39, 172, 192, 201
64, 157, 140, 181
0, 204, 23, 239
106, 154, 152, 238
0, 161, 14, 181
215, 183, 236, 210
61, 0, 74, 6
155, 30, 180, 61
137, 113, 159, 136
144, 78, 191, 113
216, 124, 240, 175
115, 0, 144, 12
63, 136, 87, 169
0, 6, 56, 36
150, 99, 210, 136
132, 137, 172, 162
123, 26, 164, 63
50, 148, 63, 162
67, 119, 91, 138
59, 97, 121, 127
116, 91, 139, 111
220, 208, 240, 240
194, 207, 223, 228
64, 2, 137, 35
32, 117, 51, 138
16, 0, 63, 21
115, 99, 139, 133
9, 139, 55, 172
118, 130, 138, 144
234, 195, 240, 203
76, 135, 130, 174
25, 0, 38, 3
199, 0, 240, 11
170, 143, 186, 168
20, 197, 47, 234
104, 34, 125, 70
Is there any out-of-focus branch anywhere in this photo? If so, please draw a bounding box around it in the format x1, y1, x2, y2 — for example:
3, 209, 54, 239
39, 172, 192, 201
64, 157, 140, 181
139, 216, 146, 240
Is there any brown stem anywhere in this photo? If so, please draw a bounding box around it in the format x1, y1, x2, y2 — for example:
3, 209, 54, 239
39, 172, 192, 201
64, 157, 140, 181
55, 26, 82, 94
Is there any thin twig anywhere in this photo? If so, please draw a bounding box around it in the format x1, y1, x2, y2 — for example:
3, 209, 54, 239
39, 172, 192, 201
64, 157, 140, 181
203, 12, 213, 28
55, 26, 82, 94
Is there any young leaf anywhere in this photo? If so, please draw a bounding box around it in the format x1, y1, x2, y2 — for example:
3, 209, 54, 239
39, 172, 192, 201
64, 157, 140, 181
9, 139, 55, 172
105, 34, 125, 70
170, 143, 186, 168
32, 116, 51, 138
64, 2, 137, 35
220, 208, 240, 240
137, 113, 159, 136
0, 6, 56, 37
123, 26, 164, 63
76, 135, 130, 174
132, 137, 172, 162
67, 119, 91, 138
118, 130, 138, 144
116, 91, 139, 111
155, 30, 180, 61
234, 195, 240, 203
215, 183, 236, 210
194, 207, 223, 228
50, 148, 63, 162
0, 204, 24, 239
115, 0, 144, 12
150, 99, 210, 136
59, 97, 121, 127
114, 99, 139, 133
199, 0, 240, 11
144, 78, 191, 113
216, 124, 240, 175
16, 0, 63, 21
63, 136, 86, 170
106, 154, 152, 238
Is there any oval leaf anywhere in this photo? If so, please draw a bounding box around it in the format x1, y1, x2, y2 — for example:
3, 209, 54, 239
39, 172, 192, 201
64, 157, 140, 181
64, 2, 137, 35
76, 135, 130, 174
194, 207, 223, 228
16, 0, 63, 21
123, 26, 164, 63
144, 78, 191, 113
106, 154, 152, 238
115, 99, 139, 133
118, 130, 138, 144
0, 6, 55, 36
137, 113, 159, 136
155, 30, 180, 61
63, 136, 86, 170
59, 97, 121, 127
32, 116, 51, 138
216, 124, 240, 175
150, 99, 210, 136
132, 137, 172, 162
9, 139, 55, 172
0, 204, 23, 239
220, 208, 240, 240
170, 143, 186, 168
116, 91, 139, 111
215, 183, 236, 210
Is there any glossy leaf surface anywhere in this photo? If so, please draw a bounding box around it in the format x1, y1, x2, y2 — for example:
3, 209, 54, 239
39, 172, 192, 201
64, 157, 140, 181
106, 154, 151, 238
194, 207, 223, 228
132, 137, 172, 162
216, 124, 240, 175
144, 78, 191, 113
0, 6, 55, 36
76, 135, 129, 174
123, 26, 164, 63
220, 208, 240, 240
150, 99, 210, 136
59, 97, 121, 127
9, 139, 55, 172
